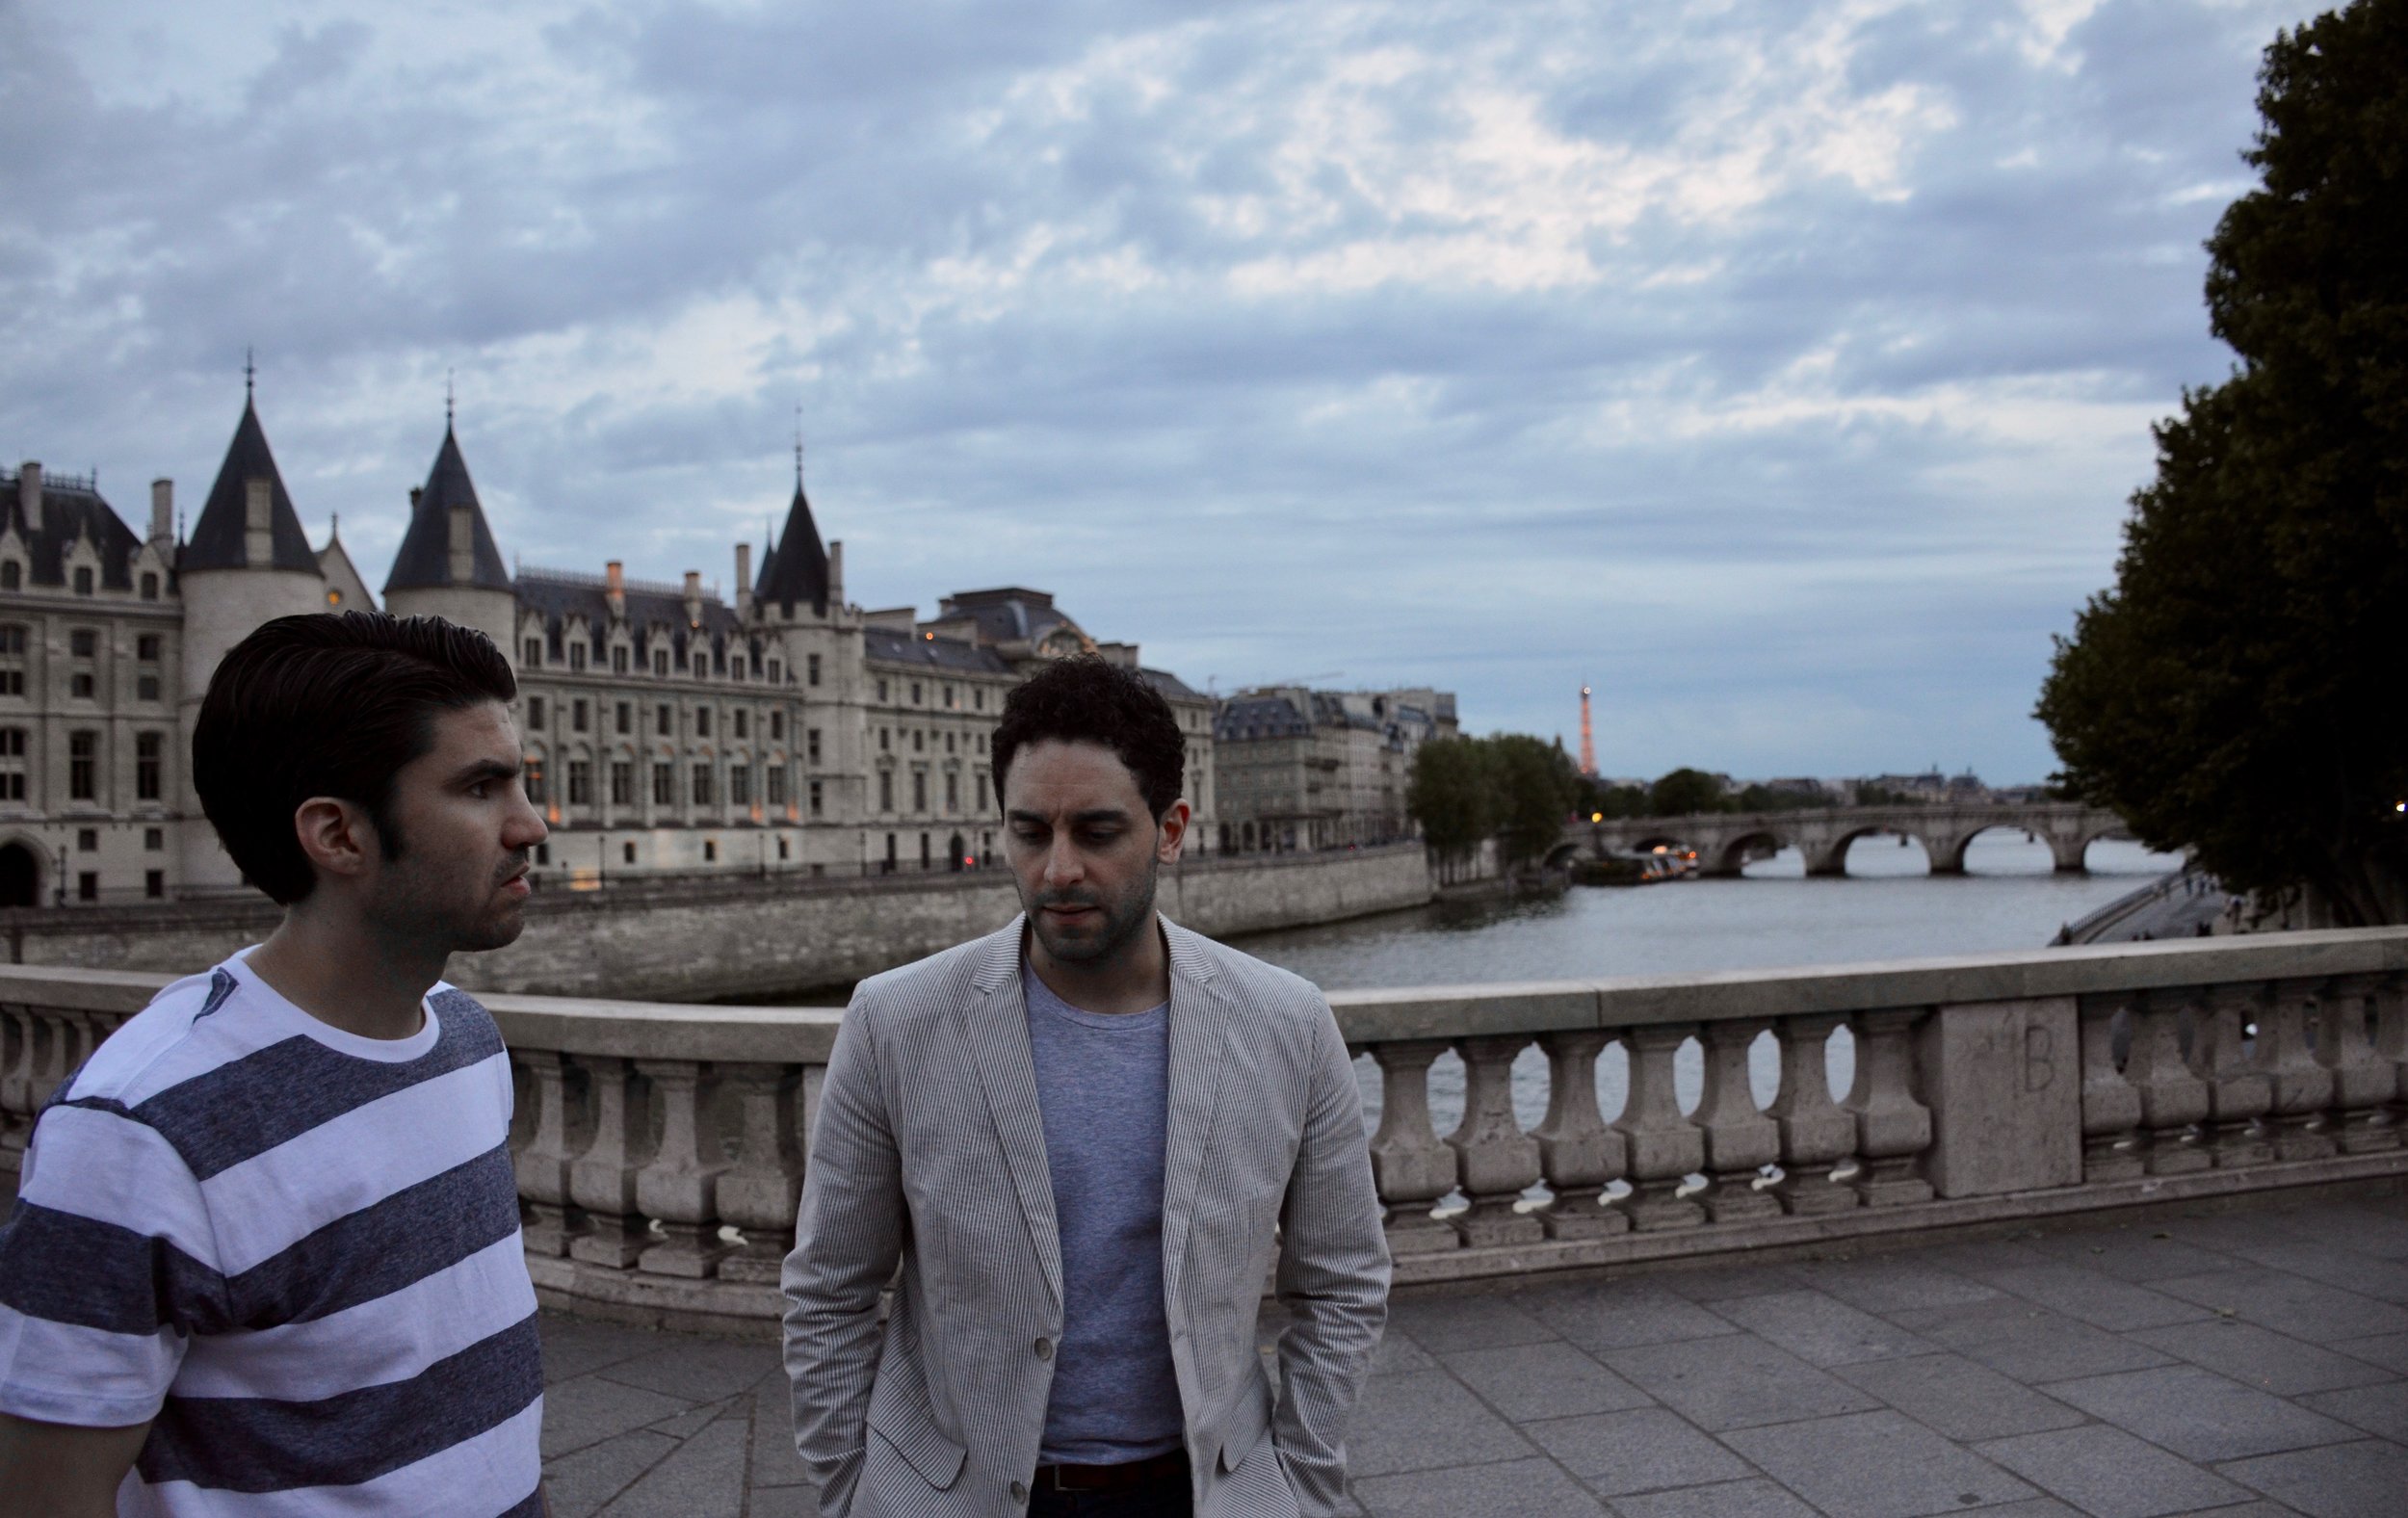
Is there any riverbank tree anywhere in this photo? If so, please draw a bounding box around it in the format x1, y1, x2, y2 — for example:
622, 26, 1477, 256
2036, 0, 2408, 925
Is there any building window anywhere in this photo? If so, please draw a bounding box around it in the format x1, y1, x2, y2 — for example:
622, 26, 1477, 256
877, 678, 888, 702
138, 634, 162, 662
807, 728, 822, 765
920, 833, 931, 870
568, 760, 592, 805
912, 730, 924, 753
144, 826, 163, 851
0, 563, 17, 590
524, 759, 547, 806
768, 767, 787, 806
569, 643, 588, 671
878, 727, 889, 752
0, 727, 24, 799
73, 567, 93, 596
652, 762, 673, 805
615, 701, 631, 735
703, 839, 719, 862
885, 832, 897, 871
977, 772, 989, 811
777, 835, 790, 861
912, 771, 927, 813
145, 869, 164, 899
0, 625, 22, 696
809, 778, 824, 818
734, 709, 748, 740
945, 772, 958, 812
536, 843, 551, 866
808, 654, 822, 687
975, 687, 984, 711
138, 673, 160, 701
653, 647, 669, 676
137, 732, 162, 800
767, 659, 781, 684
693, 764, 714, 806
622, 841, 638, 864
731, 657, 746, 684
77, 827, 97, 851
69, 731, 96, 800
524, 639, 542, 667
945, 733, 955, 754
612, 645, 629, 674
656, 703, 672, 736
910, 682, 922, 705
730, 766, 751, 806
572, 699, 589, 734
770, 710, 784, 742
528, 695, 547, 729
695, 707, 712, 739
878, 771, 894, 811
943, 683, 955, 708
70, 629, 96, 658
70, 672, 93, 699
78, 872, 97, 902
610, 761, 633, 805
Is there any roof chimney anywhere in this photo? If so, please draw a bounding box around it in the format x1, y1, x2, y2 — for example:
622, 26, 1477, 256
682, 569, 702, 624
827, 538, 844, 610
605, 560, 625, 619
149, 479, 172, 544
447, 505, 477, 586
17, 461, 40, 534
735, 543, 752, 619
244, 478, 273, 565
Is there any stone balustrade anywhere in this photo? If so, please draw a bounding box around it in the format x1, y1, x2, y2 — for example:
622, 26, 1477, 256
1, 929, 2404, 1334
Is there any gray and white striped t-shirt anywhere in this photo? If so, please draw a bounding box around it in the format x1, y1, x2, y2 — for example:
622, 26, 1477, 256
0, 951, 542, 1516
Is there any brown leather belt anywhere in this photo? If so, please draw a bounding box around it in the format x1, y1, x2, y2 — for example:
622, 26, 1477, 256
1034, 1449, 1190, 1492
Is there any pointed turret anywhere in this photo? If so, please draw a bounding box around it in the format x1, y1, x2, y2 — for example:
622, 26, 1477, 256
755, 475, 831, 616
180, 395, 318, 572
383, 426, 512, 594
381, 423, 519, 661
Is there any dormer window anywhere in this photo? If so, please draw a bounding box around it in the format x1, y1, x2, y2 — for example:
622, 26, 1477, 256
0, 563, 16, 591
140, 572, 158, 601
569, 643, 587, 672
653, 647, 669, 676
613, 645, 629, 674
72, 567, 93, 595
523, 639, 542, 667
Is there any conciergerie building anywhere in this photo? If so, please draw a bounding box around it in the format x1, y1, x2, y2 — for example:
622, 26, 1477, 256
0, 389, 1217, 906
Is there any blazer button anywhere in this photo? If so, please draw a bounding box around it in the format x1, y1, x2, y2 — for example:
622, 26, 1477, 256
1034, 1336, 1053, 1360
1009, 1479, 1029, 1504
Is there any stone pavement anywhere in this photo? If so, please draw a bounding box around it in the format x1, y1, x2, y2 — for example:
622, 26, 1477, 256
539, 1190, 2408, 1517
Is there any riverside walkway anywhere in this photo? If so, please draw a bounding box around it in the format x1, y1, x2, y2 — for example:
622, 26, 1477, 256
540, 1188, 2408, 1517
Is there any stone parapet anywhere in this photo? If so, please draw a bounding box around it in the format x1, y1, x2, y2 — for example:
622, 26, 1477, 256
3, 926, 2402, 1337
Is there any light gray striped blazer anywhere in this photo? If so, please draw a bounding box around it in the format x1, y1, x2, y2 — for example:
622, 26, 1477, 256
781, 914, 1389, 1518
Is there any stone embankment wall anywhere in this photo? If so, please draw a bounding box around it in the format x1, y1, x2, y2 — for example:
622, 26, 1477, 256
0, 843, 1430, 1000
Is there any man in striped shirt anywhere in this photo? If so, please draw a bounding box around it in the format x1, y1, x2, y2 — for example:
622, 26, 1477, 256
0, 613, 551, 1515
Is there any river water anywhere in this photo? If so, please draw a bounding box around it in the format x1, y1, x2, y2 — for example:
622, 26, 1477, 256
1224, 832, 2181, 1134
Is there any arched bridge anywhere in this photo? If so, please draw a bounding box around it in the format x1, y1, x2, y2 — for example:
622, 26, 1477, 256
1554, 801, 2133, 877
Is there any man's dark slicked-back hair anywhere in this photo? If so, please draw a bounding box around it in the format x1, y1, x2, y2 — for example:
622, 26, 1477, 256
195, 613, 517, 904
992, 656, 1185, 820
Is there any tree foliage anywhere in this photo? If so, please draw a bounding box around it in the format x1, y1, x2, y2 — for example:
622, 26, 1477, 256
1489, 735, 1580, 869
1648, 768, 1728, 818
2036, 0, 2408, 924
1405, 737, 1492, 866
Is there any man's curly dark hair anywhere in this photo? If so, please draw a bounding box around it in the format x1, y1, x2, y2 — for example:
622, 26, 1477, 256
991, 656, 1186, 819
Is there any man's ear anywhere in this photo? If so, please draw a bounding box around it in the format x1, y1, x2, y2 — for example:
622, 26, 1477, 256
1155, 798, 1192, 863
292, 797, 378, 884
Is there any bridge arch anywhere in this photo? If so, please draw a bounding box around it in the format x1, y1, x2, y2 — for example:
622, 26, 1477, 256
1709, 829, 1788, 878
1804, 824, 1930, 877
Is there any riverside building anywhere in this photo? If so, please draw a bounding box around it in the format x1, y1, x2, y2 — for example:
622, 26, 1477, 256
0, 393, 1215, 904
1213, 685, 1453, 853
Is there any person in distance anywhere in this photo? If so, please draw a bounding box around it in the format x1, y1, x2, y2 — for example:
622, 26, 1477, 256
0, 613, 552, 1515
783, 654, 1390, 1518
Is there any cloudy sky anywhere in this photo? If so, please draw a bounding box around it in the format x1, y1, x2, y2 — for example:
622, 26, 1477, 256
2, 0, 2315, 783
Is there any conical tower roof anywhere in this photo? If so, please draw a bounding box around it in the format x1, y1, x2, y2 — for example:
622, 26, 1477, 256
384, 425, 512, 593
755, 477, 830, 615
181, 396, 320, 573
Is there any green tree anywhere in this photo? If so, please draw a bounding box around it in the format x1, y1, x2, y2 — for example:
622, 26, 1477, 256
2037, 0, 2408, 925
1406, 737, 1493, 870
1488, 734, 1579, 869
1648, 768, 1727, 818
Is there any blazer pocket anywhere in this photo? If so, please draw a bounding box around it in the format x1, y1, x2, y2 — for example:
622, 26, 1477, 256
867, 1401, 969, 1490
1217, 1371, 1275, 1476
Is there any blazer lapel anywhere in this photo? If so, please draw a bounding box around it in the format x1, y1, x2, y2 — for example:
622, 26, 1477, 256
1157, 915, 1235, 1303
960, 916, 1064, 1312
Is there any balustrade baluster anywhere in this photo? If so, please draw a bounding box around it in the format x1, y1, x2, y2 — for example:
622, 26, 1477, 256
716, 1062, 805, 1281
2127, 988, 2211, 1174
1613, 1023, 1704, 1230
567, 1057, 656, 1269
1531, 1031, 1627, 1238
511, 1050, 588, 1257
1845, 1008, 1932, 1206
2379, 972, 2408, 1132
635, 1060, 731, 1277
1367, 1040, 1459, 1254
2261, 980, 2336, 1162
1767, 1013, 1860, 1214
1696, 1019, 1780, 1221
1444, 1036, 1542, 1246
2078, 993, 2144, 1181
2316, 974, 2397, 1153
2193, 982, 2272, 1168
0, 1005, 34, 1165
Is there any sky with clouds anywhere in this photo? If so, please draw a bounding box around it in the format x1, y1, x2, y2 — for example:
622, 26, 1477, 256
0, 0, 2320, 783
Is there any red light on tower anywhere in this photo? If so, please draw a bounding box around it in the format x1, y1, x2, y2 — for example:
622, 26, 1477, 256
1578, 684, 1597, 777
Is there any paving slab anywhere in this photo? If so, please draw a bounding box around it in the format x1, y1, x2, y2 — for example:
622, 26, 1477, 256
1346, 1369, 1534, 1477
1976, 1263, 2215, 1331
1528, 1282, 1746, 1351
1523, 1406, 1754, 1497
1605, 1478, 1822, 1517
598, 1408, 749, 1518
2201, 1239, 2408, 1306
1831, 1352, 2088, 1441
748, 1377, 813, 1490
1783, 1256, 2002, 1316
1601, 1333, 1881, 1431
1387, 1290, 1561, 1352
1902, 1299, 2177, 1384
2329, 1330, 2408, 1375
543, 1374, 702, 1460
1710, 1288, 1936, 1367
546, 1428, 678, 1518
2295, 1380, 2408, 1444
1353, 1455, 1610, 1517
2152, 1269, 2408, 1346
595, 1336, 782, 1403
2040, 1364, 2361, 1462
1720, 1408, 2035, 1518
2129, 1320, 2399, 1398
2213, 1438, 2408, 1518
2024, 1229, 2245, 1284
1977, 1425, 2251, 1518
1440, 1341, 1653, 1421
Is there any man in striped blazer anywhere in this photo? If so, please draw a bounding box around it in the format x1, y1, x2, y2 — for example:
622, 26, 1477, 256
783, 657, 1390, 1518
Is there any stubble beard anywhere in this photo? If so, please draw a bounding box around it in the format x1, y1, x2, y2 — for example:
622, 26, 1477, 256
1024, 852, 1159, 967
377, 848, 534, 955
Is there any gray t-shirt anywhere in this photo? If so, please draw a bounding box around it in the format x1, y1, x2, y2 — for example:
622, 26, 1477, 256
1022, 961, 1185, 1463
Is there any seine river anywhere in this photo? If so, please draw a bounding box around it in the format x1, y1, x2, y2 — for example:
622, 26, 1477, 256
1225, 831, 2181, 1131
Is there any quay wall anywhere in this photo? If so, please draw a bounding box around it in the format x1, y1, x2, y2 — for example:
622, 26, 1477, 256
0, 843, 1430, 1000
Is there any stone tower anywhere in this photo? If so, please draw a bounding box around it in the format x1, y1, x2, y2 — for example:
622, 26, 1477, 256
751, 456, 860, 823
382, 423, 516, 661
176, 390, 334, 889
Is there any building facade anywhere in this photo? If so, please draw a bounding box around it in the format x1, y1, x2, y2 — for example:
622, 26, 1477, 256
1212, 686, 1453, 853
0, 396, 1216, 904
